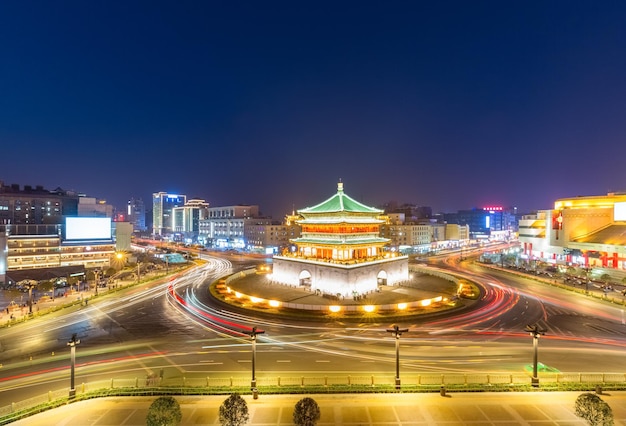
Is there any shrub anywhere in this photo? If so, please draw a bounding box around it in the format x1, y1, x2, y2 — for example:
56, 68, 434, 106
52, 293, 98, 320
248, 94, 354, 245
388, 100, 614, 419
146, 396, 182, 426
575, 393, 613, 425
293, 397, 321, 426
219, 393, 249, 426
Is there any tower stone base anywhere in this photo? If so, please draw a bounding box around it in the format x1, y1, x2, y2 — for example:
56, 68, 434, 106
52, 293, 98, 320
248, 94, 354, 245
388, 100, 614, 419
271, 255, 409, 298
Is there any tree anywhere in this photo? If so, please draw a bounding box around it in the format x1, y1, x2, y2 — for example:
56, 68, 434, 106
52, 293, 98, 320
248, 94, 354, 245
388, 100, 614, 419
575, 393, 613, 425
219, 393, 249, 426
146, 396, 182, 426
293, 397, 321, 426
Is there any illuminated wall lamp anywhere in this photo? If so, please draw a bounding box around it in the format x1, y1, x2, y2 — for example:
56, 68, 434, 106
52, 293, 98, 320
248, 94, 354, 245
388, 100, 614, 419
362, 305, 376, 313
234, 291, 242, 298
269, 300, 281, 308
397, 303, 407, 310
329, 305, 341, 313
420, 299, 432, 307
250, 296, 263, 304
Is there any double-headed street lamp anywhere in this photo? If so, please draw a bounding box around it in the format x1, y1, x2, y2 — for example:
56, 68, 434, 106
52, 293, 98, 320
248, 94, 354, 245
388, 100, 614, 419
386, 325, 409, 390
524, 324, 546, 387
243, 326, 265, 399
67, 333, 81, 398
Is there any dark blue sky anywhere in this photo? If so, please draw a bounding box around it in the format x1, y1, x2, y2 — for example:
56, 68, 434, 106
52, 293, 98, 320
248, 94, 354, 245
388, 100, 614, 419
2, 1, 626, 217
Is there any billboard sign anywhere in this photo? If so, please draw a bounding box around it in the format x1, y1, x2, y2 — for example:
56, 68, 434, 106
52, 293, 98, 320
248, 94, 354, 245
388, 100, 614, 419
65, 217, 112, 240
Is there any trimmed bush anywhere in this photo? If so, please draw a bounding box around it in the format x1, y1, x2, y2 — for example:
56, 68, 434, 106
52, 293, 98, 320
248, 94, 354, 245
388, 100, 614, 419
219, 393, 249, 426
146, 396, 182, 426
575, 393, 613, 425
293, 397, 321, 426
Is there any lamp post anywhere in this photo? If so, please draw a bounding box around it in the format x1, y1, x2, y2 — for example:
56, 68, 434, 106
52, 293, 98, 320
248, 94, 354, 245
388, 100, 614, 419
93, 269, 99, 296
583, 267, 593, 294
524, 324, 546, 387
244, 326, 265, 399
386, 325, 409, 390
67, 333, 81, 398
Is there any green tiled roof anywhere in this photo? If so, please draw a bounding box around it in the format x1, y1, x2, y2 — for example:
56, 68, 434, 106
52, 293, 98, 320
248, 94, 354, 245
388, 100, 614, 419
299, 182, 383, 215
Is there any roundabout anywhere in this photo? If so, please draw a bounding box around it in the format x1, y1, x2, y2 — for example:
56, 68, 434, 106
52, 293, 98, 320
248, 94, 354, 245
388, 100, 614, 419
207, 265, 481, 321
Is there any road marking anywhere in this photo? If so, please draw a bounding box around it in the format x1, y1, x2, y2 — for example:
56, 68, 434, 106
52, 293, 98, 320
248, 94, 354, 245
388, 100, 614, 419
315, 360, 330, 363
276, 360, 291, 363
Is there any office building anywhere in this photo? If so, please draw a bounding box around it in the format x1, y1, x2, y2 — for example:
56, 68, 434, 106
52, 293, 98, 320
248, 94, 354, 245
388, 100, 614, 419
152, 192, 187, 237
172, 198, 209, 243
0, 182, 79, 225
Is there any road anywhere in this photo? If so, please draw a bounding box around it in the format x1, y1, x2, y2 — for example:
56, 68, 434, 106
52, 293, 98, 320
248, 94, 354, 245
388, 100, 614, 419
2, 250, 626, 408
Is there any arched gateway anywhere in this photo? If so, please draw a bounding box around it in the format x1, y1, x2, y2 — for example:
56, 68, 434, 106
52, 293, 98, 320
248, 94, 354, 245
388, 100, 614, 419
272, 182, 408, 297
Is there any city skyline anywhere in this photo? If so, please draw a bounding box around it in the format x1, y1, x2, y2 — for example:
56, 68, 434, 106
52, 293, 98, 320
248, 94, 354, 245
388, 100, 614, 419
2, 2, 626, 217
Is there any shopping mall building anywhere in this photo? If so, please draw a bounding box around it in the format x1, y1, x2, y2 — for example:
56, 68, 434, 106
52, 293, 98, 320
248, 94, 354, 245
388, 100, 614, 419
519, 192, 626, 271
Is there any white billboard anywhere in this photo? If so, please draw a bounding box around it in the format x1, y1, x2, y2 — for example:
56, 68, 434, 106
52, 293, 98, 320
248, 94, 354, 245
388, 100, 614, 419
65, 217, 112, 240
615, 202, 626, 221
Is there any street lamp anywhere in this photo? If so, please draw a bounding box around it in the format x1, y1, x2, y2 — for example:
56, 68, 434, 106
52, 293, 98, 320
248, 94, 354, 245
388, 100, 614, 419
386, 324, 409, 390
93, 269, 99, 296
67, 333, 81, 398
243, 326, 265, 399
524, 324, 546, 387
583, 267, 593, 294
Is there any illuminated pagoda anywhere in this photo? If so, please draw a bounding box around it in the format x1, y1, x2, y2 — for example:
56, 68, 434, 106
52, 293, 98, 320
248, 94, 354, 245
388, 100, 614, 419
272, 182, 408, 297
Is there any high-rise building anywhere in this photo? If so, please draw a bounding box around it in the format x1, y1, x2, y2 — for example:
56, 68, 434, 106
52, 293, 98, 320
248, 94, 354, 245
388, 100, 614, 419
172, 198, 209, 243
127, 198, 147, 233
152, 192, 187, 237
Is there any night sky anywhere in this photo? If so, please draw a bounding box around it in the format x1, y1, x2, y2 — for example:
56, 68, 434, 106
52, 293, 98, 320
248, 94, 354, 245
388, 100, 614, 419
2, 2, 626, 217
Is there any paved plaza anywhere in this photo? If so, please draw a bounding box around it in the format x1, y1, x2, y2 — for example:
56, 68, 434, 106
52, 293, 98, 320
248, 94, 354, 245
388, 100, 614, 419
12, 391, 626, 425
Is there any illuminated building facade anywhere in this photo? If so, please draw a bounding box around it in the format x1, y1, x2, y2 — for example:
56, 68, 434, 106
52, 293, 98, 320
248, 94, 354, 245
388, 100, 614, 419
152, 192, 187, 237
244, 218, 301, 253
198, 205, 260, 248
127, 197, 147, 232
443, 206, 516, 240
172, 198, 209, 243
0, 217, 132, 285
0, 182, 79, 225
519, 192, 626, 270
272, 182, 409, 297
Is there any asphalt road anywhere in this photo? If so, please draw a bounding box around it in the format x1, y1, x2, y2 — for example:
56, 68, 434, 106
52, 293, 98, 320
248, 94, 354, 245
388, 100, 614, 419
2, 252, 626, 410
